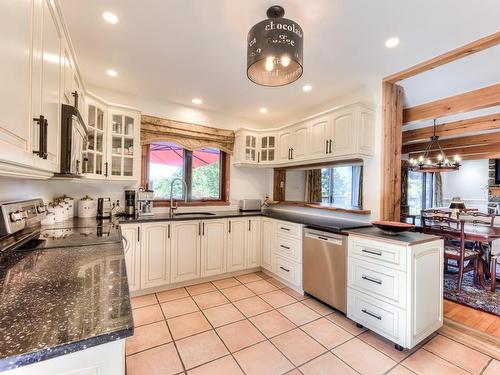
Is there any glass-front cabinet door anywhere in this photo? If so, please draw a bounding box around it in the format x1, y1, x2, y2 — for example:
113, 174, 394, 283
244, 134, 257, 162
259, 134, 276, 163
107, 107, 140, 180
85, 99, 106, 178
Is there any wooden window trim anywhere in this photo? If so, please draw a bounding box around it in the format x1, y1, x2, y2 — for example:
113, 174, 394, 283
141, 144, 230, 207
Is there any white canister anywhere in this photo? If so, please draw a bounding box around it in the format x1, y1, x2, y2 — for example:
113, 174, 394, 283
41, 212, 56, 226
48, 203, 65, 223
78, 195, 97, 218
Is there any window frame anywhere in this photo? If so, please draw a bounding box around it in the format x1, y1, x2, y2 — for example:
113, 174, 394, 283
141, 144, 230, 207
321, 165, 362, 208
407, 171, 434, 215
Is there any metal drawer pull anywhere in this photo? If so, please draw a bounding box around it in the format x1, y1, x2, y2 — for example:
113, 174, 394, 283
318, 236, 329, 241
280, 227, 290, 231
362, 248, 382, 256
361, 309, 382, 320
279, 266, 290, 272
280, 244, 290, 250
362, 275, 382, 285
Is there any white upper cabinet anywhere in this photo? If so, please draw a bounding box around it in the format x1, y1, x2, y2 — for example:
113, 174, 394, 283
278, 130, 293, 163
331, 109, 355, 157
85, 96, 107, 178
233, 130, 277, 165
259, 133, 277, 164
291, 123, 309, 161
309, 116, 331, 158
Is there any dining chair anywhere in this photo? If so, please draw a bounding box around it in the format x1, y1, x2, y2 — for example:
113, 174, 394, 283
421, 209, 452, 219
400, 213, 416, 225
422, 216, 479, 292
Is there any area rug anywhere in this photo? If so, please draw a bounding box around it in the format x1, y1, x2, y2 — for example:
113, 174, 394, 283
443, 262, 500, 316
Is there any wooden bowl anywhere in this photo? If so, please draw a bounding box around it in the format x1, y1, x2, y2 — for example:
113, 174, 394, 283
371, 221, 415, 235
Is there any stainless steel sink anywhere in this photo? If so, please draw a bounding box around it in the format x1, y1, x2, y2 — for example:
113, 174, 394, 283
173, 212, 217, 216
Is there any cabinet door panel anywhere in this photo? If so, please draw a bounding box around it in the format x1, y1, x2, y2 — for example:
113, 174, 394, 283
122, 224, 141, 292
227, 219, 247, 272
309, 117, 330, 157
278, 131, 292, 162
140, 223, 170, 289
331, 111, 354, 156
171, 221, 201, 283
201, 219, 226, 277
261, 218, 276, 271
292, 124, 308, 160
247, 218, 261, 268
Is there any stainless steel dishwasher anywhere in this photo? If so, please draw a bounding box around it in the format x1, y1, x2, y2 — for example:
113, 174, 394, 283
303, 228, 347, 313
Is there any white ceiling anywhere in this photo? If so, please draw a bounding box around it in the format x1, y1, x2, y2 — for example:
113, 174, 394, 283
60, 0, 500, 125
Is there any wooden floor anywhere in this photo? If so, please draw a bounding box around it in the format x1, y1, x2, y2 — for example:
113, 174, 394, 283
444, 299, 500, 338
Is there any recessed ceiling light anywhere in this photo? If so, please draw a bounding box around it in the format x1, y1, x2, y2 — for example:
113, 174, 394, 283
102, 11, 119, 24
302, 84, 312, 92
385, 37, 400, 48
192, 98, 203, 105
259, 108, 268, 114
106, 69, 118, 77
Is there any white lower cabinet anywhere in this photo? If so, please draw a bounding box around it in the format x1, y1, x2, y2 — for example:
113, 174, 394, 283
261, 218, 276, 272
227, 218, 247, 272
121, 224, 141, 292
347, 235, 444, 349
140, 222, 171, 289
247, 217, 261, 268
201, 219, 227, 277
171, 221, 201, 283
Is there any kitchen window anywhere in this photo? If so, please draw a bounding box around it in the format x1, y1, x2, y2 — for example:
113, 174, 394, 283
321, 165, 362, 208
142, 141, 229, 205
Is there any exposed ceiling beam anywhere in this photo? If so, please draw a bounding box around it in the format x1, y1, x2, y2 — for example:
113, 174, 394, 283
383, 32, 500, 83
403, 83, 500, 123
409, 143, 500, 160
402, 132, 500, 153
402, 113, 500, 143
457, 153, 500, 161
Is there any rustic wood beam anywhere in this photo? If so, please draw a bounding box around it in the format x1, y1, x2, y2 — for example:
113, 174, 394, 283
458, 153, 500, 161
402, 132, 500, 154
380, 82, 404, 221
409, 143, 500, 160
402, 113, 500, 143
403, 84, 500, 124
383, 32, 500, 83
273, 169, 286, 201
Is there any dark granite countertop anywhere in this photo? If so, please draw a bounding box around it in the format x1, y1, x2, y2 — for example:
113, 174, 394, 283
0, 242, 133, 371
345, 227, 442, 245
119, 209, 371, 233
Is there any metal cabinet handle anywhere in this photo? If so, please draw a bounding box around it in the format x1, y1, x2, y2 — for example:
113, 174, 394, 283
318, 236, 329, 241
279, 266, 290, 272
198, 222, 201, 236
329, 139, 332, 154
137, 226, 140, 242
168, 224, 170, 239
362, 275, 382, 285
76, 159, 80, 174
280, 244, 290, 250
257, 152, 260, 163
361, 309, 382, 320
248, 220, 251, 231
228, 220, 231, 233
280, 227, 290, 231
362, 248, 382, 256
202, 222, 205, 236
290, 148, 294, 159
104, 162, 109, 177
33, 115, 48, 159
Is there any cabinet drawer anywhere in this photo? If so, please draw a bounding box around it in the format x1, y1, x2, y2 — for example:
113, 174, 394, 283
275, 234, 301, 261
274, 255, 301, 287
349, 237, 407, 271
348, 258, 406, 308
347, 289, 406, 345
276, 221, 302, 239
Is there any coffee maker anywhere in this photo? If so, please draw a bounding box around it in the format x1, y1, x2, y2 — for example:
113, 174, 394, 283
136, 189, 155, 217
124, 190, 136, 216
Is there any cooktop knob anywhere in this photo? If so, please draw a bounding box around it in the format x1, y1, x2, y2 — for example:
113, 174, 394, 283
37, 205, 47, 214
10, 211, 24, 222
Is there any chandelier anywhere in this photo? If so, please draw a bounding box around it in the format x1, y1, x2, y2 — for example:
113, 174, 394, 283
409, 120, 460, 172
247, 5, 303, 86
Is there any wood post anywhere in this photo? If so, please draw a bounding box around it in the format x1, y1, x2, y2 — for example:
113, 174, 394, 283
380, 82, 404, 221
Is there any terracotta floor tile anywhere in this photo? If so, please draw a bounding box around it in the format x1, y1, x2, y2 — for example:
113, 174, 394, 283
233, 340, 294, 375
186, 282, 217, 296
192, 290, 229, 310
301, 298, 334, 315
156, 287, 189, 303
245, 279, 278, 294
126, 321, 172, 355
333, 338, 396, 375
212, 277, 241, 289
483, 359, 500, 375
326, 312, 367, 335
423, 335, 491, 374
233, 296, 274, 317
253, 271, 272, 279
126, 343, 183, 375
402, 349, 470, 375
259, 290, 297, 308
176, 330, 229, 369
216, 319, 266, 352
285, 370, 302, 375
250, 310, 296, 338
132, 304, 164, 327
188, 355, 243, 375
301, 317, 353, 349
267, 277, 287, 289
278, 302, 320, 326
236, 273, 263, 284
220, 285, 256, 301
131, 293, 157, 309
282, 287, 309, 301
203, 303, 245, 327
271, 328, 326, 366
160, 296, 199, 319
359, 331, 416, 362
386, 365, 416, 375
299, 352, 358, 375
167, 311, 212, 340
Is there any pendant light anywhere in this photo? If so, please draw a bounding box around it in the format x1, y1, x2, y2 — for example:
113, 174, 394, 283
409, 119, 460, 172
247, 5, 303, 86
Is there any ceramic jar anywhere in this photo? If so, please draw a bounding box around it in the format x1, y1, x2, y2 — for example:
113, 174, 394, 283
78, 195, 97, 218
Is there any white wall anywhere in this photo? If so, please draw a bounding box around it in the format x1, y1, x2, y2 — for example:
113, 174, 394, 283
285, 170, 306, 201
441, 159, 489, 209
